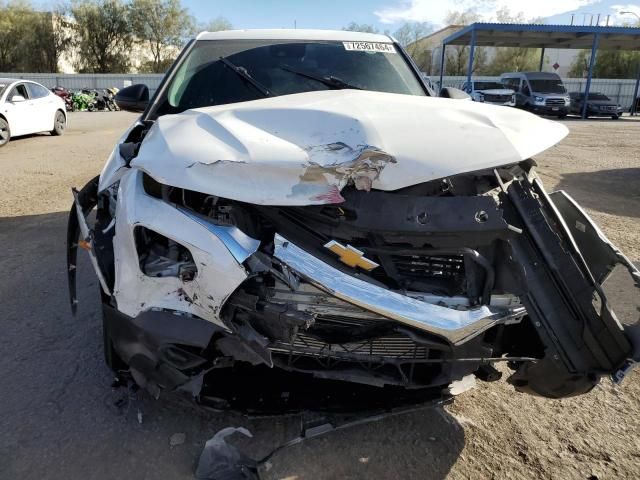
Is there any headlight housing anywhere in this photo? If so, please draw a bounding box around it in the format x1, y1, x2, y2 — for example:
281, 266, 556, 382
534, 96, 544, 103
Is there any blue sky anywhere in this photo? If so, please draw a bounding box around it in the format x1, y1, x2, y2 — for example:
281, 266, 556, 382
181, 0, 640, 31
183, 0, 390, 31
33, 0, 640, 31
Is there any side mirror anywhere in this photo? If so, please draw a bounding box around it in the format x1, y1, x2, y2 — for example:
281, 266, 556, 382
10, 95, 26, 103
115, 84, 149, 112
439, 87, 471, 100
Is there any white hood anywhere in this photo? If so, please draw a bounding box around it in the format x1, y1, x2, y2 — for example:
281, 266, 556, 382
132, 90, 568, 205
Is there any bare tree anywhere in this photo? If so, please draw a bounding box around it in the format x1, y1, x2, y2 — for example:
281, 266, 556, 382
200, 15, 232, 33
443, 10, 487, 75
393, 22, 433, 71
482, 7, 543, 74
343, 22, 379, 34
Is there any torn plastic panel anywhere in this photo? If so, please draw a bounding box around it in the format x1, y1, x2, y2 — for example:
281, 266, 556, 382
112, 170, 248, 323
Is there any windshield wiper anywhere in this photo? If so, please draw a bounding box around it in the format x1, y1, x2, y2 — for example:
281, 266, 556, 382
279, 65, 361, 90
219, 56, 271, 97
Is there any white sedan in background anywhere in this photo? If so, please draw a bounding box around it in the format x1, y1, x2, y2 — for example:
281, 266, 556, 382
0, 78, 67, 147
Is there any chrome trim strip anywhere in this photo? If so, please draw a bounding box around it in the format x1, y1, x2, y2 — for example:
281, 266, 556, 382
179, 208, 260, 263
274, 234, 524, 345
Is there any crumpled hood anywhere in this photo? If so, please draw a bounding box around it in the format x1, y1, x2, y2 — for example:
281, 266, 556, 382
132, 89, 568, 205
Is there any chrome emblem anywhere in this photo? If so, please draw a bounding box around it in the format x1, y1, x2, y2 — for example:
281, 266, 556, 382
323, 240, 379, 271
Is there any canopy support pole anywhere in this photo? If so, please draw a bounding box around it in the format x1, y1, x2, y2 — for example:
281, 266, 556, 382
466, 28, 477, 85
438, 43, 446, 94
539, 47, 545, 71
631, 64, 640, 116
581, 33, 599, 119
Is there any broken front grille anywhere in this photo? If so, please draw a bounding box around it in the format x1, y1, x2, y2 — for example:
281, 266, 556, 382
267, 313, 450, 387
368, 250, 467, 295
270, 332, 429, 361
390, 254, 464, 281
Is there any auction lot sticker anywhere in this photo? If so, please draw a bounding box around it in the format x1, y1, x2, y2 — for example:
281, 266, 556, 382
343, 42, 396, 53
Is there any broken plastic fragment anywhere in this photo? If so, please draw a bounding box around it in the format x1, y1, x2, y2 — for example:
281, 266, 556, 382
447, 374, 477, 396
195, 427, 258, 480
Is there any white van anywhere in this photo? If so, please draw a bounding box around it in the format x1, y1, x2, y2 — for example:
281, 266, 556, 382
501, 72, 570, 117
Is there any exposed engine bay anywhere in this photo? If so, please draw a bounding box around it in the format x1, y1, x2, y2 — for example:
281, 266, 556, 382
69, 158, 640, 414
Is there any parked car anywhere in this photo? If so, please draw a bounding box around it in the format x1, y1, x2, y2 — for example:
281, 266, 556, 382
68, 30, 638, 415
569, 92, 623, 119
501, 72, 570, 117
0, 79, 66, 147
461, 80, 515, 106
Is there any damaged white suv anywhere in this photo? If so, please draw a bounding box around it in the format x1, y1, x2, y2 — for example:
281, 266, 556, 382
68, 30, 639, 412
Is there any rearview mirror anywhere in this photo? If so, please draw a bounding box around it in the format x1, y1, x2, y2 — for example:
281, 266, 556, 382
115, 84, 149, 112
10, 95, 26, 103
439, 87, 471, 100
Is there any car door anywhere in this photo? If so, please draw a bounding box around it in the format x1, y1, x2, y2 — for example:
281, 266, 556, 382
4, 83, 33, 136
27, 83, 56, 132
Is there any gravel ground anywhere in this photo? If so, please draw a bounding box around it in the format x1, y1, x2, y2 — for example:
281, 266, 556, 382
0, 111, 638, 480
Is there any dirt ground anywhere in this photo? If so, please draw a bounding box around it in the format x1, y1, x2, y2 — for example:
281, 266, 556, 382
0, 111, 638, 480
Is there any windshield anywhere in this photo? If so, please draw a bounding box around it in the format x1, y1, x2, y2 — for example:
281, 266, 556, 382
529, 79, 566, 94
474, 82, 505, 90
159, 39, 426, 115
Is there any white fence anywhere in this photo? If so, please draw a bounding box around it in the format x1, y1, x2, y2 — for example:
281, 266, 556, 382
0, 73, 165, 96
2, 72, 639, 110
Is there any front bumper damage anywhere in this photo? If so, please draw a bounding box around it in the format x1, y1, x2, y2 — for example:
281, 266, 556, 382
69, 162, 639, 410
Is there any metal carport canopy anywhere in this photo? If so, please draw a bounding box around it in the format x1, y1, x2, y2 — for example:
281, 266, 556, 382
437, 23, 640, 118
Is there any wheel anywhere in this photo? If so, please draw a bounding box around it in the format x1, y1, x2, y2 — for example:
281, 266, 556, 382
0, 117, 10, 147
611, 114, 620, 120
51, 110, 66, 136
558, 114, 567, 119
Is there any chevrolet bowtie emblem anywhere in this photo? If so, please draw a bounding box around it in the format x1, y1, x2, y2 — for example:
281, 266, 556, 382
324, 240, 379, 271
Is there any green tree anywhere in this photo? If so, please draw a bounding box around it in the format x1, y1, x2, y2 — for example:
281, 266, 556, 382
569, 49, 640, 78
0, 1, 71, 72
71, 0, 132, 73
130, 0, 194, 73
393, 21, 433, 71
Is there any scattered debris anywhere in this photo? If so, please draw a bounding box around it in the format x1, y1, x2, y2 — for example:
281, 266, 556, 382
195, 427, 258, 480
169, 432, 186, 447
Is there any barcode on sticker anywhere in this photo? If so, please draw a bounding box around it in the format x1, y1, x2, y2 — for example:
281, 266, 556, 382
343, 42, 396, 53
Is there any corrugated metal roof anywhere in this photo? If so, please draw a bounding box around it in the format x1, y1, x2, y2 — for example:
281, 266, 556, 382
443, 22, 640, 50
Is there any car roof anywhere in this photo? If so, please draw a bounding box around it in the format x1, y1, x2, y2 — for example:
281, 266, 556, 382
501, 72, 561, 79
196, 29, 393, 43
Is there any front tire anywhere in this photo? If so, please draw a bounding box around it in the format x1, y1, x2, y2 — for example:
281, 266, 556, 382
0, 117, 10, 147
51, 110, 66, 136
612, 114, 620, 120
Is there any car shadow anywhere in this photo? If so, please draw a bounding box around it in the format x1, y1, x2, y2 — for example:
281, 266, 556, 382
0, 211, 465, 480
554, 168, 640, 219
